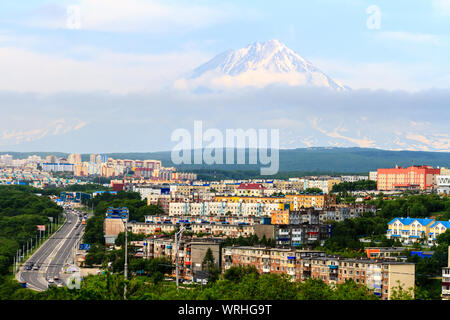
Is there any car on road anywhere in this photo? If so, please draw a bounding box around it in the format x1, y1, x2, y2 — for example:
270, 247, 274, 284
32, 265, 39, 270
53, 275, 59, 281
26, 265, 32, 270
76, 232, 80, 236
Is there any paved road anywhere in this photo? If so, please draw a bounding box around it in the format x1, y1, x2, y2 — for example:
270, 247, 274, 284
19, 205, 86, 291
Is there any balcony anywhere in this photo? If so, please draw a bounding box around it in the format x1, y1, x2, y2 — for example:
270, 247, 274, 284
287, 256, 296, 260
262, 267, 270, 273
443, 289, 450, 295
328, 265, 338, 269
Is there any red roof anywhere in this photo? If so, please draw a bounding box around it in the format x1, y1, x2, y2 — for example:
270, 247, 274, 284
237, 183, 266, 190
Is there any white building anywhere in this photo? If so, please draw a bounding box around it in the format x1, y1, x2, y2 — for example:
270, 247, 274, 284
42, 163, 74, 172
369, 171, 378, 181
168, 201, 280, 217
341, 175, 369, 183
437, 175, 450, 195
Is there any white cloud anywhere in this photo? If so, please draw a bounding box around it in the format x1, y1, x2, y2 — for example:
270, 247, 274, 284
405, 133, 450, 152
312, 59, 450, 91
29, 0, 230, 33
434, 0, 450, 16
0, 46, 209, 93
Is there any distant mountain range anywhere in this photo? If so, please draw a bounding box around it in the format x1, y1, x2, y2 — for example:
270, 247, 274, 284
2, 148, 449, 174
175, 39, 348, 92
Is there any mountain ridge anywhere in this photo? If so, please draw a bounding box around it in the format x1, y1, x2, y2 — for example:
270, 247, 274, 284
2, 147, 449, 173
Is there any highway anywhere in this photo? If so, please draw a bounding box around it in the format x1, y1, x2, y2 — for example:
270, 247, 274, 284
19, 204, 87, 291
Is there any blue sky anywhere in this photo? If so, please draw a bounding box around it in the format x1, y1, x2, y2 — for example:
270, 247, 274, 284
0, 0, 449, 153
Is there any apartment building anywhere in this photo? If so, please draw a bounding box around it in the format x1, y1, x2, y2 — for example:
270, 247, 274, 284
215, 194, 335, 209
143, 237, 221, 280
42, 163, 74, 172
222, 246, 415, 300
340, 175, 369, 183
429, 221, 450, 244
169, 201, 282, 217
222, 246, 326, 281
319, 204, 377, 223
236, 183, 266, 197
437, 175, 450, 195
103, 207, 129, 245
442, 246, 450, 300
275, 224, 330, 247
145, 214, 264, 226
302, 177, 341, 194
128, 221, 255, 238
387, 217, 450, 245
377, 165, 440, 191
364, 247, 406, 261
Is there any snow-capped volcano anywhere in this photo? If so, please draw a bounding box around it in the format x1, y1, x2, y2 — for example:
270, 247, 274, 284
175, 40, 348, 91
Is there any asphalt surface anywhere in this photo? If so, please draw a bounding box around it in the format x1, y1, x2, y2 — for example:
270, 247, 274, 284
19, 205, 86, 291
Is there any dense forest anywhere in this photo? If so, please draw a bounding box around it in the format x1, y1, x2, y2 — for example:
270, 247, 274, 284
0, 186, 63, 287
0, 186, 63, 275
331, 180, 377, 192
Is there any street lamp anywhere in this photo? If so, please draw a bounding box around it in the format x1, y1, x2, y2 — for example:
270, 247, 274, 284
175, 224, 186, 291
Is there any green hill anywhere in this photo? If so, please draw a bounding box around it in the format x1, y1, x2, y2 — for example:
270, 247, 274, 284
2, 148, 449, 174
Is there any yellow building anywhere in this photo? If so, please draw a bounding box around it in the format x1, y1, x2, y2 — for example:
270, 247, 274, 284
215, 194, 334, 209
387, 218, 435, 244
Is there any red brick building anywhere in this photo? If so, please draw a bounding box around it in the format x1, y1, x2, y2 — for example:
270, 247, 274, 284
377, 165, 440, 191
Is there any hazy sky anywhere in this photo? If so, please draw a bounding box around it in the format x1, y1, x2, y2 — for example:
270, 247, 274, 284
0, 0, 449, 153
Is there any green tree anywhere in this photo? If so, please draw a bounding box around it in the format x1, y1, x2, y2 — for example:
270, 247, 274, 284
390, 280, 414, 300
297, 278, 334, 300
202, 248, 220, 283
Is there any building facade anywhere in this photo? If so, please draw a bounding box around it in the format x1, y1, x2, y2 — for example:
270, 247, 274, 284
222, 246, 415, 300
377, 165, 440, 191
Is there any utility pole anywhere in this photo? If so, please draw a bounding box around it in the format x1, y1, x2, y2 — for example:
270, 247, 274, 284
175, 224, 186, 291
124, 212, 128, 300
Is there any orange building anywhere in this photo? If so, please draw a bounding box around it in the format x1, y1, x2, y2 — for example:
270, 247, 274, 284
271, 210, 290, 225
377, 165, 440, 191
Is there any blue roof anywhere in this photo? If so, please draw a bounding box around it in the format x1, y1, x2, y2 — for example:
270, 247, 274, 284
430, 221, 450, 229
388, 217, 435, 226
